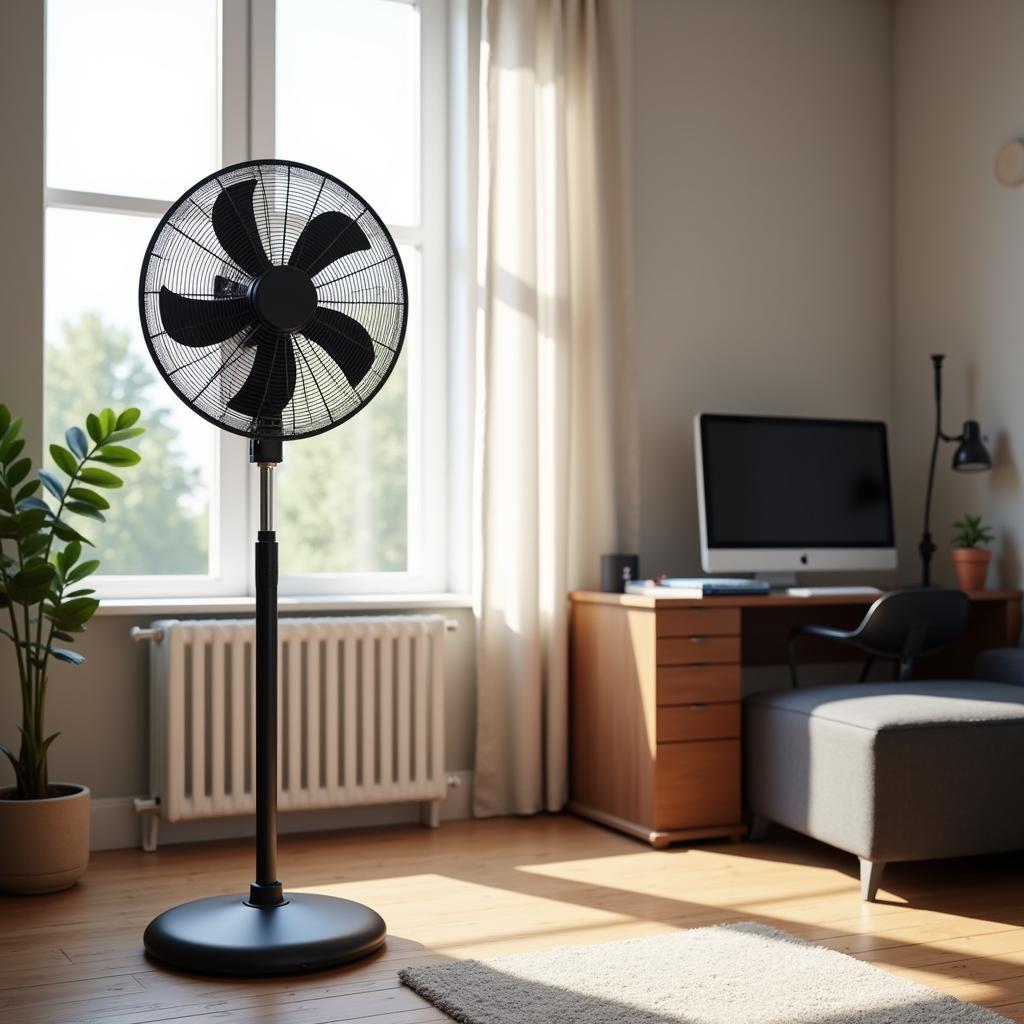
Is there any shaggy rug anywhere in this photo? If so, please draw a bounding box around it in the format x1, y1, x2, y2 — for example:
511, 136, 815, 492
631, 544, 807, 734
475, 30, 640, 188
399, 921, 1010, 1023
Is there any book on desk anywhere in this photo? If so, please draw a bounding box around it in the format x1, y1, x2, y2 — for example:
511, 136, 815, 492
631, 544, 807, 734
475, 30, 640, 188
626, 578, 770, 598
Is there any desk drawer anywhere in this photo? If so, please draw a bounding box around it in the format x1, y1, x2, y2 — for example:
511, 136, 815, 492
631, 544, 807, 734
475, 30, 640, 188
655, 739, 740, 830
657, 635, 740, 666
657, 664, 740, 705
656, 608, 739, 638
657, 703, 739, 742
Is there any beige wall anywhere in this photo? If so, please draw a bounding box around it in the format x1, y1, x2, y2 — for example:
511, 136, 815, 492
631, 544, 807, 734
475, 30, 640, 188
0, 0, 44, 463
631, 0, 894, 577
893, 0, 1024, 592
0, 1, 46, 781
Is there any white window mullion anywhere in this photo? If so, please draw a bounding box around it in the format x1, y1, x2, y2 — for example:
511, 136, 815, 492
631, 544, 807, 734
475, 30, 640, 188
249, 0, 276, 159
221, 0, 258, 595
416, 0, 448, 592
221, 0, 250, 166
43, 188, 169, 218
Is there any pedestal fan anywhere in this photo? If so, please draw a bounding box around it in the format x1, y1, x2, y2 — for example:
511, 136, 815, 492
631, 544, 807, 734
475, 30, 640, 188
137, 159, 407, 975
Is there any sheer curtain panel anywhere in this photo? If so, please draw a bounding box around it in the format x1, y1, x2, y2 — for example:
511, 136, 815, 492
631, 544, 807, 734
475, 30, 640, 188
473, 0, 638, 817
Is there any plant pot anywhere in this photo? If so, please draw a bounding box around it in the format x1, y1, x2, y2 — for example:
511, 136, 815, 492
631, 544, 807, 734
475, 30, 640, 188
0, 783, 90, 894
952, 547, 993, 592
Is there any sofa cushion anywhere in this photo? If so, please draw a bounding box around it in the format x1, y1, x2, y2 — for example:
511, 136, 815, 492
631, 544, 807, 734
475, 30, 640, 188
746, 680, 1024, 732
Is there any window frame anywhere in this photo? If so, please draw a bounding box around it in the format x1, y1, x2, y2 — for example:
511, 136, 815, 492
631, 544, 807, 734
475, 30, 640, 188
42, 0, 451, 599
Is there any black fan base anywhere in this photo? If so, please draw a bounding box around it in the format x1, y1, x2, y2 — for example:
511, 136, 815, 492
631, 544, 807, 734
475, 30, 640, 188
143, 893, 387, 975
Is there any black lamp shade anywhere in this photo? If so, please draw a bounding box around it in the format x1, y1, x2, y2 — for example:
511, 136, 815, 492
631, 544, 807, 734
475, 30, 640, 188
952, 420, 992, 472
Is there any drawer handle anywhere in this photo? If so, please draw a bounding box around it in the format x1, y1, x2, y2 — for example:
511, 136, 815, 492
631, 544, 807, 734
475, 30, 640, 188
690, 636, 707, 644
689, 703, 710, 711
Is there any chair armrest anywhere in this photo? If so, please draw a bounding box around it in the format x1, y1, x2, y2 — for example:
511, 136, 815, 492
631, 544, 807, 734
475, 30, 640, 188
793, 624, 857, 643
975, 647, 1024, 686
787, 624, 858, 687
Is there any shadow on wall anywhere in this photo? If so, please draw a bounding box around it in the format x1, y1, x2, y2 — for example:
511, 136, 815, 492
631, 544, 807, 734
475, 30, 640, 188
991, 429, 1020, 589
999, 530, 1021, 592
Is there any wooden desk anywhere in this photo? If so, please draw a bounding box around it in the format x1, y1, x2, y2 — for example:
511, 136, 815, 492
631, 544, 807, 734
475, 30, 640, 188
568, 588, 1022, 848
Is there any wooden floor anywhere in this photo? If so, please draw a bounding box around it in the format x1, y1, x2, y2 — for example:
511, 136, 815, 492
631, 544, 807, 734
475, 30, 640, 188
5, 816, 1024, 1023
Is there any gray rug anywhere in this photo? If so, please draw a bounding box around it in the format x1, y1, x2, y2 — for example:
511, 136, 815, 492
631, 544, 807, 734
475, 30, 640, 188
399, 921, 1010, 1023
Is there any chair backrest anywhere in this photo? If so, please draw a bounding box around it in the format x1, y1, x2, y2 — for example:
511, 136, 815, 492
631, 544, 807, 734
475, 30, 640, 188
853, 587, 969, 666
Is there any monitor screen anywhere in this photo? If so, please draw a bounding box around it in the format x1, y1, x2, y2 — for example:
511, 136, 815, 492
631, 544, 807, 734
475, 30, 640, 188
698, 414, 894, 550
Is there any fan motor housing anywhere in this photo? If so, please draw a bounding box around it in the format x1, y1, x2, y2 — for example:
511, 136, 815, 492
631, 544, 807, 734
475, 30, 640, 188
249, 266, 318, 333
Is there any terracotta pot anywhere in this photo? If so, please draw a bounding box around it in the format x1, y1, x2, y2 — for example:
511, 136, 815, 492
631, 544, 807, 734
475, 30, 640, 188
0, 783, 90, 894
951, 547, 992, 592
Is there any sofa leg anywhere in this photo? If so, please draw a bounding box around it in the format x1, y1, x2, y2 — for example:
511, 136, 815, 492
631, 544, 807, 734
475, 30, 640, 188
859, 858, 886, 901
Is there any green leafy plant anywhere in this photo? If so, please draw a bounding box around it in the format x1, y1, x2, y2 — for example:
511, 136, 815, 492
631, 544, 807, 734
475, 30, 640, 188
952, 513, 995, 549
0, 404, 144, 799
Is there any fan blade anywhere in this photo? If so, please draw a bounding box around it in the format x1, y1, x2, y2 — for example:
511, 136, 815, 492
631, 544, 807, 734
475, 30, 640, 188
289, 211, 371, 278
226, 333, 297, 419
301, 307, 375, 388
159, 287, 253, 348
212, 179, 271, 277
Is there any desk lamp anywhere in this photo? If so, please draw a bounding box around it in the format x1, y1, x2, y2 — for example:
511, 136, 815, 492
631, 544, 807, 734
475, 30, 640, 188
919, 354, 992, 586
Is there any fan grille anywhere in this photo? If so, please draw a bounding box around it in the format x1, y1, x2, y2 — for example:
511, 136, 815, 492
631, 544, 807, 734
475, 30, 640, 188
139, 160, 408, 440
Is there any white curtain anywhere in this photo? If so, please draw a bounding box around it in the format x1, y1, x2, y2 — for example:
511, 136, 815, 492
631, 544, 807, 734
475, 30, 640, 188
472, 0, 638, 817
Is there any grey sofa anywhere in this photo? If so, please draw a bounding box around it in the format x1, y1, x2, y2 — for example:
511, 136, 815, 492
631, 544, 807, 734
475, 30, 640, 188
977, 647, 1024, 685
744, 678, 1024, 900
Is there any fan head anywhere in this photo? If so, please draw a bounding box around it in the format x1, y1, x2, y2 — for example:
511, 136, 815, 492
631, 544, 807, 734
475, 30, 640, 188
139, 160, 408, 440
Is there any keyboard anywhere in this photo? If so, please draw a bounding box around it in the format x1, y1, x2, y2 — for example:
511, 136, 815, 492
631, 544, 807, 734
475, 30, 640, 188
785, 586, 882, 598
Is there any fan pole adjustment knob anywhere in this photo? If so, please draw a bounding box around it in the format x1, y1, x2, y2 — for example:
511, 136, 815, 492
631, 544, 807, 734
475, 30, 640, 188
249, 266, 318, 333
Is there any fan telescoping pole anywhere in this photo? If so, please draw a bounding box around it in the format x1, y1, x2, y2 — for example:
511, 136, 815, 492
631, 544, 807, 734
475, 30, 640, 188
251, 437, 284, 908
142, 435, 388, 974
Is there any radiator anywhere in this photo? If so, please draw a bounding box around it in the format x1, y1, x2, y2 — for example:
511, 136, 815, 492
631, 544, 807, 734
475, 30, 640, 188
140, 615, 447, 849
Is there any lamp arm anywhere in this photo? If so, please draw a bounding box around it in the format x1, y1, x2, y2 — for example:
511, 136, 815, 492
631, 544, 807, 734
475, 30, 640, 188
919, 354, 945, 586
923, 432, 940, 536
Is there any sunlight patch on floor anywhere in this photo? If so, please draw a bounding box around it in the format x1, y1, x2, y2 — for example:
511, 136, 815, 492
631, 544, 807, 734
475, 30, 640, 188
514, 847, 857, 911
289, 872, 655, 955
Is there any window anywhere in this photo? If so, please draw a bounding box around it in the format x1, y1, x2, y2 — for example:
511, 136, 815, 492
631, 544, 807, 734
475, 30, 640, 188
43, 0, 449, 597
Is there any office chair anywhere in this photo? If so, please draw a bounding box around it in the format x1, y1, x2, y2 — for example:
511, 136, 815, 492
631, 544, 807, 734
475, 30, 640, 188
787, 587, 970, 687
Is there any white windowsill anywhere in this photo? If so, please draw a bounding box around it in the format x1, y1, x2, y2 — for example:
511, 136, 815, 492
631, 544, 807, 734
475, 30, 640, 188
94, 593, 474, 617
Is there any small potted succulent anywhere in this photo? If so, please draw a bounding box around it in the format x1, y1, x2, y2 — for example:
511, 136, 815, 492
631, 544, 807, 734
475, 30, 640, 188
951, 513, 994, 592
0, 403, 143, 894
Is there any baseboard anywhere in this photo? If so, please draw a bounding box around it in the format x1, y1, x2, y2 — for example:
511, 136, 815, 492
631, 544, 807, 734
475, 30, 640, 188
91, 795, 142, 851
90, 770, 474, 851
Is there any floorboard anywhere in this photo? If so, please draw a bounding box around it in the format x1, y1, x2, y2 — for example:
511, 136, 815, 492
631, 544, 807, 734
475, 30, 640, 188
3, 815, 1024, 1022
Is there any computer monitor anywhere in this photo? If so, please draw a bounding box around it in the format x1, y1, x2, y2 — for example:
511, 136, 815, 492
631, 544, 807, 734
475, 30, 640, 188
694, 413, 897, 575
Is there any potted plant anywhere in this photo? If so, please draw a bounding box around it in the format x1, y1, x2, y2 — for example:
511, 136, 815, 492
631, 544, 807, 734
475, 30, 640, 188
0, 403, 143, 894
951, 513, 995, 592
